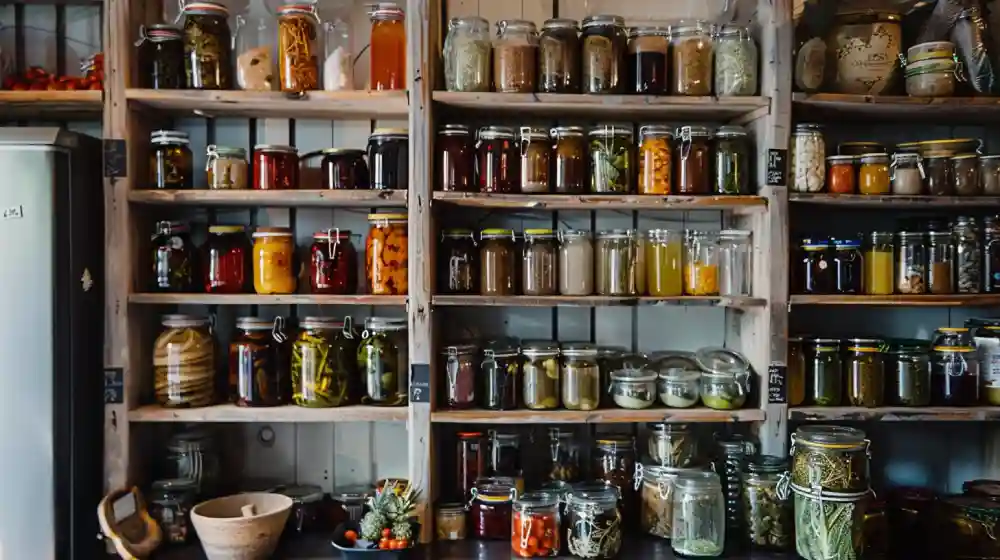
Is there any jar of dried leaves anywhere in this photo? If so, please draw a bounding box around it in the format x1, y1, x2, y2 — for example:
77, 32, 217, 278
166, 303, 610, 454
647, 423, 697, 468
277, 4, 320, 92
790, 425, 870, 493
792, 484, 869, 560
742, 455, 792, 551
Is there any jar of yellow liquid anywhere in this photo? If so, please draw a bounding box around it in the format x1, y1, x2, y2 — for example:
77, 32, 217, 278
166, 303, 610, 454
646, 229, 683, 296
864, 231, 894, 295
252, 227, 297, 294
859, 153, 891, 195
684, 230, 719, 296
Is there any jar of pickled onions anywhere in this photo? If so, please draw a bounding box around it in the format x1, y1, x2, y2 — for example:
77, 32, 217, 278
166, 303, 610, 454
366, 213, 408, 295
252, 227, 297, 294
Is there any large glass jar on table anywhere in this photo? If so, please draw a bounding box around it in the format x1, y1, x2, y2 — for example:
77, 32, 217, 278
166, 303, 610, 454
927, 230, 954, 294
230, 316, 290, 407
791, 123, 825, 193
180, 1, 232, 89
846, 338, 886, 407
367, 129, 408, 191
581, 14, 626, 94
148, 479, 197, 544
671, 21, 713, 96
638, 125, 673, 195
439, 229, 478, 294
233, 3, 276, 91
480, 229, 517, 296
561, 344, 600, 411
671, 472, 725, 557
799, 239, 832, 294
154, 315, 215, 408
538, 18, 580, 93
546, 427, 581, 482
137, 24, 184, 89
522, 228, 558, 296
897, 230, 927, 294
887, 339, 931, 406
742, 456, 792, 552
437, 124, 474, 192
443, 343, 477, 409
443, 16, 490, 92
253, 144, 298, 190
596, 229, 644, 296
152, 221, 195, 292
309, 229, 358, 295
519, 127, 551, 193
478, 126, 518, 193
551, 126, 587, 193
559, 230, 593, 296
481, 339, 520, 410
628, 25, 668, 94
589, 124, 633, 193
493, 19, 538, 93
565, 487, 622, 559
676, 125, 712, 195
713, 125, 750, 195
931, 340, 980, 406
366, 213, 408, 295
512, 492, 561, 557
833, 239, 862, 294
276, 4, 319, 92
469, 477, 517, 540
807, 338, 843, 406
646, 229, 682, 297
369, 3, 405, 90
252, 227, 296, 295
954, 216, 983, 294
456, 432, 486, 500
715, 25, 758, 96
358, 317, 408, 406
522, 341, 560, 410
684, 230, 719, 296
292, 317, 356, 407
206, 145, 248, 190
865, 232, 894, 295
150, 130, 193, 189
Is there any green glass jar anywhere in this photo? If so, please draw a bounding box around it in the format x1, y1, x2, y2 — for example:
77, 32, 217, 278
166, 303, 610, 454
846, 338, 885, 408
807, 338, 843, 406
589, 124, 634, 193
291, 317, 357, 408
358, 317, 408, 406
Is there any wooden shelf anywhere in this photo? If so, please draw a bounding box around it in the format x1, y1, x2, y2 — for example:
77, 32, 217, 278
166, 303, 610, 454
129, 404, 408, 423
126, 89, 408, 120
432, 408, 765, 424
128, 189, 407, 208
432, 192, 767, 213
790, 294, 1000, 307
790, 406, 1000, 422
129, 294, 406, 306
432, 295, 766, 309
790, 193, 1000, 208
433, 91, 770, 121
793, 93, 1000, 123
0, 90, 102, 119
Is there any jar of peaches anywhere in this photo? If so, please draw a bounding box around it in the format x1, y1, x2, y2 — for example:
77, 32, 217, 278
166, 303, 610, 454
638, 125, 673, 195
366, 212, 408, 295
684, 230, 719, 296
252, 227, 297, 294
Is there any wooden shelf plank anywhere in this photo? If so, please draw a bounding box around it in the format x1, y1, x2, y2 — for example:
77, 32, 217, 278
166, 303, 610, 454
129, 294, 406, 306
432, 408, 765, 424
790, 193, 1000, 208
793, 93, 1000, 123
790, 406, 1000, 421
129, 404, 408, 423
0, 90, 102, 119
128, 189, 407, 208
433, 295, 767, 309
790, 294, 1000, 307
433, 192, 767, 213
126, 89, 409, 119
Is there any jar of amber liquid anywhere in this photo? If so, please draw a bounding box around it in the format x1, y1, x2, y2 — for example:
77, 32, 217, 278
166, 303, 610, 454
826, 155, 855, 194
252, 227, 296, 295
369, 3, 406, 90
522, 229, 558, 296
438, 124, 475, 192
366, 212, 408, 295
646, 229, 683, 296
684, 230, 719, 296
277, 4, 320, 92
480, 229, 517, 296
519, 127, 551, 193
847, 338, 885, 408
675, 125, 712, 194
639, 125, 673, 195
551, 126, 586, 193
858, 153, 890, 195
864, 232, 894, 295
927, 231, 954, 294
150, 130, 193, 189
478, 126, 518, 193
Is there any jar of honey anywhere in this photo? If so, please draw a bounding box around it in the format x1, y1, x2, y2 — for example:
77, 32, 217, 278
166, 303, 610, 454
252, 227, 297, 294
858, 153, 891, 195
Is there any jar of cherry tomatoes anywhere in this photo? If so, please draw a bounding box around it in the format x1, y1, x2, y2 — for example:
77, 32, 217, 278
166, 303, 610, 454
252, 227, 297, 294
366, 213, 408, 295
309, 229, 358, 294
253, 144, 299, 190
478, 126, 518, 193
512, 492, 561, 558
202, 225, 251, 293
438, 124, 475, 192
469, 477, 518, 540
367, 128, 409, 190
229, 316, 290, 407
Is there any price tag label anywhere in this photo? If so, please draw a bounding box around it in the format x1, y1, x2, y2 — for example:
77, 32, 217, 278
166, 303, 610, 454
766, 149, 788, 187
768, 363, 787, 404
104, 367, 124, 404
410, 363, 430, 404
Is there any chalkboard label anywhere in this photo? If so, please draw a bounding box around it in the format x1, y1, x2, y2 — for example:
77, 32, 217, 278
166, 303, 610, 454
766, 149, 787, 187
767, 363, 787, 404
103, 139, 127, 179
410, 363, 430, 404
104, 367, 124, 404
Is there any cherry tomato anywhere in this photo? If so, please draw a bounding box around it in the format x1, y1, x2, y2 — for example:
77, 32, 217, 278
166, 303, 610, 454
382, 528, 392, 539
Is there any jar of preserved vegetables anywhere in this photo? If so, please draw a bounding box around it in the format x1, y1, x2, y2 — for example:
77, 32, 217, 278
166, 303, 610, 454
538, 18, 580, 93
715, 25, 758, 96
954, 216, 982, 294
685, 230, 719, 296
589, 124, 633, 193
566, 487, 622, 559
469, 477, 517, 540
150, 130, 193, 189
792, 486, 868, 560
628, 25, 668, 94
791, 123, 825, 193
890, 152, 924, 195
481, 340, 520, 410
671, 21, 713, 96
897, 231, 927, 294
276, 4, 319, 92
742, 456, 791, 552
559, 230, 593, 296
697, 347, 751, 410
790, 425, 870, 493
522, 229, 558, 296
648, 423, 697, 468
546, 428, 581, 482
480, 228, 517, 296
438, 124, 475, 192
457, 432, 486, 499
596, 229, 643, 296
477, 126, 518, 193
443, 16, 491, 92
523, 341, 560, 410
310, 229, 358, 295
807, 338, 843, 406
658, 367, 701, 408
719, 229, 752, 296
154, 315, 215, 408
551, 126, 587, 193
865, 232, 894, 295
986, 217, 1000, 292
799, 238, 832, 294
887, 340, 931, 406
137, 24, 184, 89
826, 155, 856, 194
676, 125, 712, 195
488, 431, 523, 486
252, 227, 296, 295
846, 338, 886, 408
202, 225, 250, 293
832, 239, 861, 294
714, 125, 750, 195
292, 317, 356, 407
640, 465, 696, 540
954, 154, 981, 196
152, 221, 195, 292
443, 343, 477, 409
646, 229, 683, 297
180, 1, 232, 89
638, 125, 672, 195
932, 341, 979, 406
148, 479, 197, 544
369, 3, 406, 91
937, 496, 1000, 560
560, 344, 600, 411
230, 316, 290, 407
367, 129, 408, 191
512, 492, 561, 557
581, 15, 626, 94
439, 229, 478, 294
974, 321, 1000, 405
519, 127, 551, 193
205, 145, 248, 190
310, 148, 369, 190
366, 212, 408, 295
924, 152, 954, 195
359, 317, 408, 406
859, 153, 891, 195
927, 230, 954, 294
671, 472, 725, 557
493, 20, 538, 93
253, 144, 298, 190
788, 337, 806, 406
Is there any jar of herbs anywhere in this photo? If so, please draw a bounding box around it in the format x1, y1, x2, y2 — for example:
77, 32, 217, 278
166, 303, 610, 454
519, 127, 551, 193
439, 229, 478, 294
897, 231, 927, 294
931, 342, 980, 406
137, 24, 185, 89
551, 126, 587, 193
790, 425, 870, 493
522, 228, 558, 296
438, 124, 475, 192
359, 317, 407, 406
559, 230, 593, 296
546, 428, 581, 482
581, 14, 626, 94
713, 125, 750, 195
180, 1, 232, 89
715, 25, 758, 96
742, 456, 792, 552
684, 230, 719, 296
478, 126, 518, 193
953, 154, 981, 196
523, 341, 560, 410
566, 487, 623, 558
954, 216, 982, 294
150, 130, 193, 189
152, 221, 195, 292
538, 18, 580, 93
671, 21, 713, 96
481, 340, 520, 410
443, 344, 478, 409
846, 338, 886, 408
444, 16, 491, 92
589, 124, 633, 193
628, 25, 668, 94
596, 229, 643, 296
206, 145, 248, 190
480, 228, 517, 296
924, 152, 954, 195
891, 153, 925, 195
865, 232, 895, 295
808, 338, 843, 406
676, 125, 713, 195
982, 155, 1000, 195
888, 340, 931, 406
648, 423, 697, 468
638, 125, 673, 195
493, 19, 537, 93
561, 344, 600, 411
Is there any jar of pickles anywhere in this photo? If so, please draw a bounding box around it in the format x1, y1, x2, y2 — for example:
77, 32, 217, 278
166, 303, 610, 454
551, 126, 586, 193
559, 230, 593, 296
931, 341, 979, 406
596, 229, 643, 296
638, 125, 672, 195
230, 316, 289, 407
150, 130, 193, 189
671, 21, 713, 96
589, 124, 633, 193
648, 423, 697, 468
846, 338, 886, 408
676, 125, 712, 194
581, 15, 626, 94
443, 344, 477, 409
493, 20, 538, 93
522, 229, 558, 296
519, 127, 551, 193
561, 344, 600, 411
292, 317, 355, 407
865, 232, 895, 295
469, 477, 518, 540
480, 229, 517, 296
180, 1, 232, 89
439, 229, 478, 294
482, 340, 520, 410
808, 338, 843, 406
438, 124, 475, 192
206, 145, 248, 190
684, 230, 719, 296
897, 231, 927, 294
359, 317, 408, 406
137, 24, 184, 89
629, 25, 668, 94
512, 492, 561, 557
443, 16, 491, 92
368, 129, 408, 190
859, 153, 891, 195
253, 144, 298, 190
546, 428, 581, 482
154, 315, 215, 408
153, 221, 195, 292
566, 487, 622, 559
366, 213, 408, 295
954, 216, 982, 294
276, 4, 320, 92
538, 18, 580, 93
714, 126, 750, 195
888, 340, 931, 406
478, 126, 518, 193
523, 341, 560, 410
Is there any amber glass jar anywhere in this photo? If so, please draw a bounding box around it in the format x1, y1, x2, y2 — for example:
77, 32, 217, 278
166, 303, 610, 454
277, 4, 320, 92
551, 126, 587, 193
671, 21, 713, 96
924, 153, 954, 196
202, 225, 250, 293
675, 125, 712, 194
480, 229, 517, 296
252, 227, 297, 295
478, 126, 518, 193
180, 1, 232, 89
368, 128, 408, 190
639, 125, 673, 195
581, 15, 627, 94
439, 229, 478, 294
538, 18, 580, 93
150, 130, 193, 189
469, 477, 517, 540
366, 213, 408, 295
519, 127, 551, 193
438, 124, 475, 192
369, 3, 406, 90
253, 145, 299, 190
137, 24, 185, 89
229, 317, 290, 407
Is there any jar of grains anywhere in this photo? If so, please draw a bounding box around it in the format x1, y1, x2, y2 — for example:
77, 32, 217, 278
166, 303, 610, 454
981, 155, 1000, 195
826, 156, 856, 194
596, 229, 644, 296
439, 229, 478, 294
480, 229, 517, 296
438, 124, 475, 192
150, 130, 193, 189
205, 145, 248, 190
953, 154, 981, 196
253, 144, 298, 190
897, 231, 927, 294
252, 227, 297, 295
890, 153, 924, 195
551, 126, 587, 193
791, 124, 825, 193
137, 24, 185, 89
522, 341, 560, 410
559, 230, 593, 296
685, 230, 720, 296
715, 25, 758, 96
589, 124, 634, 193
519, 127, 551, 193
676, 125, 713, 194
986, 217, 1000, 292
927, 231, 953, 294
366, 212, 408, 295
865, 232, 895, 295
954, 216, 982, 294
443, 344, 478, 409
478, 126, 518, 193
443, 16, 491, 92
154, 315, 215, 407
714, 125, 751, 195
581, 15, 627, 94
538, 18, 580, 93
646, 229, 683, 297
493, 19, 537, 93
924, 153, 954, 196
522, 229, 558, 296
670, 21, 713, 96
719, 230, 752, 296
276, 4, 320, 92
180, 1, 232, 90
562, 343, 601, 411
638, 125, 673, 195
628, 25, 669, 94
858, 153, 891, 195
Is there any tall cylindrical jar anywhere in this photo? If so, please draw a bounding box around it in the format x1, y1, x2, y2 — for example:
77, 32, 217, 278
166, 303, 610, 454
581, 15, 627, 94
322, 19, 354, 91
628, 25, 668, 94
718, 230, 752, 296
561, 344, 601, 411
896, 231, 926, 294
137, 24, 185, 89
538, 18, 580, 93
493, 20, 538, 93
685, 230, 719, 296
670, 21, 714, 96
482, 342, 521, 411
864, 231, 894, 295
480, 229, 517, 296
151, 130, 193, 189
713, 125, 751, 195
233, 7, 276, 91
927, 230, 954, 294
522, 229, 558, 296
443, 344, 478, 409
715, 435, 756, 544
276, 4, 319, 92
369, 3, 406, 90
439, 229, 478, 294
437, 124, 475, 192
847, 338, 886, 407
291, 317, 356, 407
154, 315, 215, 408
791, 124, 825, 193
551, 126, 587, 193
443, 16, 491, 92
180, 1, 232, 90
638, 125, 672, 195
715, 25, 758, 96
366, 213, 408, 295
671, 472, 725, 557
230, 316, 290, 407
675, 125, 712, 195
646, 229, 683, 297
596, 229, 644, 296
359, 317, 408, 405
954, 217, 982, 294
478, 126, 518, 193
519, 127, 551, 193
367, 128, 408, 190
589, 124, 634, 193
559, 231, 593, 296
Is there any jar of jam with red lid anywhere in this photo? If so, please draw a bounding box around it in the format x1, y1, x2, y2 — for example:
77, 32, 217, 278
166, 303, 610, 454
253, 144, 298, 190
457, 432, 486, 500
367, 128, 408, 190
309, 229, 358, 294
152, 220, 195, 292
438, 124, 475, 191
301, 148, 370, 189
202, 225, 250, 293
477, 126, 518, 193
469, 476, 517, 539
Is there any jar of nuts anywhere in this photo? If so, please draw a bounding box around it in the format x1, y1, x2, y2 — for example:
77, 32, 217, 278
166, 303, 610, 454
791, 123, 825, 193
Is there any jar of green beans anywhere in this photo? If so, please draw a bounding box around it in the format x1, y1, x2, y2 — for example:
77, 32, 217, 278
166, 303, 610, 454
292, 317, 356, 407
589, 124, 634, 193
595, 229, 644, 296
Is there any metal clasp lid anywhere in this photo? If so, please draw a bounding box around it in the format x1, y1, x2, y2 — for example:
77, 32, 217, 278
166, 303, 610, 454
271, 316, 287, 343
679, 126, 693, 161
342, 315, 354, 339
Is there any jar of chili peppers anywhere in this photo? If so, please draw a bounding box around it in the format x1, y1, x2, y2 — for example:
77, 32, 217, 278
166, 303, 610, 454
512, 492, 561, 557
481, 339, 520, 410
478, 126, 518, 193
366, 212, 408, 295
229, 316, 290, 407
180, 1, 232, 90
318, 148, 370, 190
136, 24, 185, 89
457, 432, 487, 500
252, 227, 297, 295
152, 221, 195, 292
277, 3, 320, 92
253, 144, 299, 190
443, 343, 478, 409
367, 128, 408, 190
469, 477, 518, 540
438, 124, 475, 191
439, 229, 478, 294
150, 130, 193, 189
638, 125, 673, 195
309, 229, 358, 294
202, 225, 250, 293
589, 124, 633, 193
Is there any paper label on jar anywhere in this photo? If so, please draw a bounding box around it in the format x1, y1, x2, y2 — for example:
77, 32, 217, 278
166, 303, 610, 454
978, 338, 1000, 386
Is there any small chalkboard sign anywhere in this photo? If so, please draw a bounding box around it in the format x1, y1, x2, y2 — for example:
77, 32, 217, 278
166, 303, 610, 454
103, 139, 127, 179
104, 367, 124, 404
410, 363, 430, 404
766, 149, 788, 187
767, 363, 787, 404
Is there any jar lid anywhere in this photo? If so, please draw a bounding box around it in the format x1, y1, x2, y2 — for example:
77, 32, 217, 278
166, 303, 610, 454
597, 228, 638, 239
439, 124, 471, 136
277, 4, 317, 16
449, 15, 488, 28
368, 212, 407, 222
619, 353, 650, 370
810, 337, 841, 348
746, 455, 788, 474
641, 464, 692, 483
795, 123, 823, 132
589, 124, 633, 137
208, 225, 245, 234
483, 338, 519, 357
658, 367, 701, 383
161, 314, 210, 328
964, 479, 1000, 499
370, 2, 404, 20
922, 151, 953, 159
551, 126, 585, 137
480, 228, 514, 239
300, 316, 343, 329
514, 491, 559, 509
207, 145, 247, 158
331, 485, 373, 504
567, 487, 619, 508
479, 126, 515, 139
474, 476, 517, 499
274, 484, 324, 504
315, 148, 365, 157
598, 345, 627, 358
182, 1, 229, 16
834, 238, 861, 249
889, 339, 930, 354
892, 152, 921, 163
715, 125, 747, 138
497, 19, 537, 32
540, 480, 573, 496
560, 230, 591, 240
846, 338, 884, 351
671, 20, 711, 36
252, 226, 293, 237
561, 343, 598, 358
794, 425, 867, 447
254, 144, 297, 153
695, 347, 749, 376
442, 343, 478, 356
676, 125, 713, 138
582, 14, 625, 27
522, 340, 559, 357
313, 229, 352, 240
859, 153, 890, 164
365, 317, 407, 331
826, 155, 855, 164
542, 17, 578, 30
938, 327, 970, 333
982, 154, 1000, 160
490, 430, 519, 442
442, 228, 474, 238
638, 125, 673, 140
943, 495, 1000, 517
524, 228, 556, 239
519, 127, 549, 141
953, 153, 979, 160
897, 231, 924, 239
151, 130, 188, 144
629, 25, 668, 38
933, 345, 976, 353
150, 478, 198, 493
610, 368, 657, 382
719, 229, 751, 240
235, 317, 274, 330
145, 24, 182, 41
371, 128, 408, 140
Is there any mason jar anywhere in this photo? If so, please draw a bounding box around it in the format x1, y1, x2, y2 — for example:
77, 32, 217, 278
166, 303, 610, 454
522, 228, 558, 296
595, 229, 644, 296
444, 16, 491, 92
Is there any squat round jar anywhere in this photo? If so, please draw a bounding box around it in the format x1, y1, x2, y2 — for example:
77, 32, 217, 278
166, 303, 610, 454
538, 18, 580, 93
891, 153, 924, 195
150, 130, 193, 189
610, 369, 658, 409
559, 231, 593, 296
480, 229, 517, 296
522, 229, 558, 296
206, 145, 248, 190
638, 125, 673, 195
438, 124, 475, 192
253, 144, 298, 190
953, 154, 981, 196
551, 126, 587, 193
589, 125, 634, 193
826, 155, 856, 194
519, 127, 551, 193
676, 125, 712, 195
858, 153, 891, 195
313, 148, 369, 190
581, 15, 627, 94
478, 126, 518, 193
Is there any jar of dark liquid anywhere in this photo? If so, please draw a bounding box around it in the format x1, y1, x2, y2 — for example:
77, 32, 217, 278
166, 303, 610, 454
834, 239, 862, 294
628, 25, 668, 94
675, 125, 712, 194
438, 229, 478, 294
931, 343, 980, 406
438, 124, 475, 192
477, 126, 518, 193
469, 477, 517, 539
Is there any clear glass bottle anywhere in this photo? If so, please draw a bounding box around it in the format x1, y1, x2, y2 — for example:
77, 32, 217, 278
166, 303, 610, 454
714, 25, 758, 96
954, 216, 982, 294
685, 230, 719, 296
718, 230, 752, 296
561, 344, 600, 411
896, 231, 927, 294
322, 18, 354, 91
493, 19, 538, 93
369, 2, 406, 90
671, 472, 725, 557
444, 16, 491, 92
559, 231, 594, 296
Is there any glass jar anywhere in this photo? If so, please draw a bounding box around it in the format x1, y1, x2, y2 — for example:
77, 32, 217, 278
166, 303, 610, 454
522, 229, 558, 296
799, 239, 832, 294
589, 124, 634, 193
715, 435, 756, 542
954, 216, 982, 294
309, 229, 358, 295
205, 145, 248, 190
974, 322, 1000, 405
480, 229, 517, 296
640, 465, 693, 540
253, 144, 298, 190
232, 5, 277, 91
538, 18, 580, 93
522, 341, 560, 410
137, 24, 184, 89
275, 484, 327, 534
493, 19, 538, 93
202, 225, 250, 293
658, 368, 701, 408
546, 428, 581, 482
152, 221, 195, 292
671, 21, 713, 96
791, 123, 825, 193
442, 344, 478, 409
807, 338, 843, 406
291, 317, 355, 407
358, 317, 408, 406
551, 126, 587, 193
366, 213, 408, 295
638, 125, 673, 195
481, 341, 520, 410
718, 229, 752, 296
444, 16, 491, 92
596, 229, 643, 296
987, 217, 1000, 292
697, 347, 751, 410
456, 432, 486, 499
743, 456, 791, 552
559, 230, 593, 296
833, 239, 862, 294
937, 496, 1000, 560
180, 1, 232, 89
276, 4, 319, 92
715, 25, 758, 96
439, 229, 478, 294
150, 130, 193, 189
593, 436, 636, 510
954, 154, 982, 196
367, 129, 408, 191
628, 25, 668, 94
609, 369, 658, 409
566, 487, 622, 558
846, 338, 886, 407
154, 315, 215, 407
933, 326, 974, 349
982, 155, 1000, 195
648, 423, 697, 468
519, 127, 551, 193
671, 472, 725, 557
321, 18, 353, 91
887, 341, 931, 406
230, 316, 289, 407
148, 479, 197, 544
924, 153, 954, 195
436, 503, 467, 541
713, 125, 750, 195
826, 155, 856, 194
646, 229, 683, 297
162, 428, 220, 496
488, 432, 523, 486
865, 232, 895, 295
252, 227, 296, 295
931, 343, 980, 406
369, 3, 406, 91
927, 230, 954, 294
561, 344, 600, 411
897, 231, 927, 294
685, 230, 719, 296
859, 153, 891, 195
788, 337, 806, 407
676, 125, 713, 195
469, 477, 517, 540
512, 492, 561, 557
792, 486, 868, 560
437, 124, 475, 192
790, 425, 870, 493
477, 126, 518, 193
581, 15, 626, 94
891, 153, 924, 195
315, 148, 369, 190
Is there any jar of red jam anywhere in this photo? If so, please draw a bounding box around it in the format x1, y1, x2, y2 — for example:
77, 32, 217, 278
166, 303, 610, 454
309, 229, 358, 294
202, 225, 251, 293
456, 432, 486, 500
468, 477, 517, 540
319, 148, 370, 189
438, 124, 475, 192
367, 128, 408, 190
477, 126, 518, 193
253, 144, 299, 190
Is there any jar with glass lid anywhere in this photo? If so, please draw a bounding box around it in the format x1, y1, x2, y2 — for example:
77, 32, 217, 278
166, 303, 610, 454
493, 19, 538, 93
231, 3, 275, 91
887, 340, 931, 406
480, 229, 517, 296
561, 344, 600, 411
369, 3, 406, 90
439, 229, 478, 294
309, 229, 358, 295
522, 229, 558, 295
924, 152, 954, 195
593, 436, 637, 513
519, 127, 551, 193
444, 16, 491, 92
807, 338, 843, 406
205, 145, 248, 190
954, 216, 982, 294
671, 472, 725, 557
790, 425, 870, 493
443, 343, 477, 409
743, 456, 792, 551
897, 231, 927, 294
671, 21, 714, 96
546, 427, 581, 482
859, 153, 891, 195
954, 154, 982, 196
202, 225, 250, 293
321, 18, 353, 92
833, 239, 862, 294
646, 229, 683, 297
890, 153, 924, 195
559, 230, 593, 296
596, 229, 644, 296
628, 25, 668, 94
676, 125, 713, 194
523, 341, 560, 410
658, 367, 701, 408
481, 339, 520, 410
715, 25, 758, 96
150, 130, 193, 189
697, 347, 751, 410
512, 492, 561, 557
865, 232, 894, 295
276, 4, 320, 92
581, 15, 626, 94
180, 1, 232, 89
252, 227, 296, 295
358, 317, 408, 406
292, 317, 356, 407
469, 477, 518, 540
648, 423, 697, 468
610, 368, 658, 409
589, 124, 633, 193
987, 217, 1000, 292
931, 339, 980, 406
846, 338, 886, 408
685, 230, 719, 296
718, 230, 752, 296
799, 238, 832, 294
366, 212, 408, 295
154, 315, 215, 408
538, 18, 580, 93
438, 124, 475, 192
230, 316, 290, 407
478, 126, 518, 193
927, 230, 954, 294
791, 123, 825, 193
713, 125, 750, 195
152, 221, 195, 292
566, 486, 622, 558
638, 125, 673, 195
137, 24, 184, 89
551, 126, 587, 193
148, 478, 197, 544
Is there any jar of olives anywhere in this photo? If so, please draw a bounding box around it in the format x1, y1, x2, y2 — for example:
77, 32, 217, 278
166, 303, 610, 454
523, 341, 560, 410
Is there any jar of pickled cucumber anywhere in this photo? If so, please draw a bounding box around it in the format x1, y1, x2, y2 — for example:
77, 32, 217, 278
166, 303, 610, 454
358, 317, 408, 406
807, 338, 843, 406
292, 317, 357, 407
523, 341, 560, 410
561, 343, 600, 411
154, 315, 215, 408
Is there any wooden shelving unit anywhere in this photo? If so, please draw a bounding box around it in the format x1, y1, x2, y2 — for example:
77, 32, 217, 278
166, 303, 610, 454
126, 89, 409, 119
789, 406, 1000, 422
130, 404, 409, 423
432, 295, 767, 308
129, 294, 407, 306
790, 193, 1000, 208
0, 90, 102, 119
793, 92, 1000, 124
790, 294, 1000, 307
128, 189, 407, 208
432, 192, 767, 213
432, 408, 766, 424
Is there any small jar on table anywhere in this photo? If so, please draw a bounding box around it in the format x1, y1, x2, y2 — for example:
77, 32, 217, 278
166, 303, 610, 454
858, 153, 891, 195
252, 227, 297, 295
826, 155, 856, 194
519, 127, 551, 193
890, 153, 924, 195
456, 432, 486, 499
309, 229, 358, 295
253, 144, 299, 190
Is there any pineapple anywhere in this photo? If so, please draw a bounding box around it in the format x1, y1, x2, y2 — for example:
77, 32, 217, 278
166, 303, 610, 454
359, 510, 387, 542
391, 520, 413, 541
